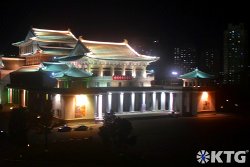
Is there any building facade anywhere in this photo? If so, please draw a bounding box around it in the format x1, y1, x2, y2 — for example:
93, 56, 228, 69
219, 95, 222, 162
199, 48, 220, 75
1, 28, 216, 120
223, 23, 248, 84
173, 47, 197, 74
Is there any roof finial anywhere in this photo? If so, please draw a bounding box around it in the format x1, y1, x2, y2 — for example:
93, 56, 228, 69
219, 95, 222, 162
68, 28, 71, 32
123, 39, 128, 44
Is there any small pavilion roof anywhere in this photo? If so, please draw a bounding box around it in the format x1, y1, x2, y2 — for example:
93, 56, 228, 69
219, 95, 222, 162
179, 68, 214, 79
52, 67, 92, 78
41, 62, 69, 72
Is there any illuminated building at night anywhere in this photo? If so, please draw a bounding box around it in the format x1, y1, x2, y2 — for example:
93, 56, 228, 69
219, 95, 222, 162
173, 47, 197, 74
0, 28, 216, 120
223, 23, 248, 84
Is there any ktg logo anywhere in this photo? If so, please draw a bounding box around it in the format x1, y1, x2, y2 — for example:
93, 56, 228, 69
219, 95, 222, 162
196, 150, 249, 164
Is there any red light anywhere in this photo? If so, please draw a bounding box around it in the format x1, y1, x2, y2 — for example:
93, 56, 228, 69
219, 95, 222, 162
112, 75, 132, 80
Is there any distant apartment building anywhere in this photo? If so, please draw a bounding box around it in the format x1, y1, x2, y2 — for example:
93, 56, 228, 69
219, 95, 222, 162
223, 23, 248, 84
199, 48, 220, 75
173, 47, 197, 74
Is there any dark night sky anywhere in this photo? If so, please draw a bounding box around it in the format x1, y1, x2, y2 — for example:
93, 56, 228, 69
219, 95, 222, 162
0, 0, 248, 76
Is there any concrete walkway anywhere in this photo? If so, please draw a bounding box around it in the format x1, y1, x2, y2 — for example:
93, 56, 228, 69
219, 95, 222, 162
115, 111, 178, 119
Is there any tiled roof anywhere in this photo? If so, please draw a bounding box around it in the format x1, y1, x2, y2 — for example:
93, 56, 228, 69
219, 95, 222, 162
12, 28, 77, 56
52, 67, 92, 78
41, 62, 69, 72
80, 39, 159, 61
31, 28, 77, 43
179, 68, 214, 79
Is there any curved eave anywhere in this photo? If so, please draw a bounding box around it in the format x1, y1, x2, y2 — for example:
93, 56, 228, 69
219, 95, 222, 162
54, 75, 91, 79
179, 76, 212, 79
179, 74, 214, 79
31, 37, 77, 44
12, 40, 32, 47
85, 54, 159, 62
55, 55, 85, 62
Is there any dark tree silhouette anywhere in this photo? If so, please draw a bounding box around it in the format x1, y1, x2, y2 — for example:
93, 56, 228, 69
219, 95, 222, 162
99, 111, 136, 153
8, 107, 29, 148
29, 93, 54, 151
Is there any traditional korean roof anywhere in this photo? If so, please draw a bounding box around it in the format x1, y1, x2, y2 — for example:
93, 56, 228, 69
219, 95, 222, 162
30, 28, 77, 42
52, 67, 92, 78
13, 28, 77, 46
179, 68, 214, 79
14, 65, 40, 72
54, 55, 84, 62
41, 62, 69, 72
12, 28, 77, 57
76, 38, 159, 62
39, 46, 73, 56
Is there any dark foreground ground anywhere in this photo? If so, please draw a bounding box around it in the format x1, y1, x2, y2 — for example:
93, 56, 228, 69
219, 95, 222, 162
1, 113, 250, 167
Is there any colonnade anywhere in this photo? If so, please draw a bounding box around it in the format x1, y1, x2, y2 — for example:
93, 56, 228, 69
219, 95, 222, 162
95, 91, 175, 120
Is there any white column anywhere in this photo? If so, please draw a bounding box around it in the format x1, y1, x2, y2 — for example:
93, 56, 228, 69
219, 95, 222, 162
21, 89, 26, 107
169, 92, 173, 111
152, 92, 156, 111
132, 67, 136, 78
119, 92, 124, 113
142, 66, 147, 78
99, 66, 103, 77
122, 65, 126, 76
9, 88, 13, 103
161, 92, 166, 110
94, 95, 98, 118
141, 92, 146, 112
106, 93, 112, 113
97, 95, 103, 120
130, 92, 135, 112
111, 66, 115, 76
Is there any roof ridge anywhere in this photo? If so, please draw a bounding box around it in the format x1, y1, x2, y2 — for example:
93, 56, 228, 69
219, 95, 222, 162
32, 28, 71, 33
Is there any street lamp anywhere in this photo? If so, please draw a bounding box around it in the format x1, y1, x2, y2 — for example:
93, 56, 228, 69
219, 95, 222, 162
171, 71, 178, 86
171, 71, 178, 75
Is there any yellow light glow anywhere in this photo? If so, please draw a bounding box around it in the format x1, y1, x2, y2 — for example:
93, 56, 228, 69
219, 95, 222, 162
75, 95, 87, 106
201, 91, 208, 101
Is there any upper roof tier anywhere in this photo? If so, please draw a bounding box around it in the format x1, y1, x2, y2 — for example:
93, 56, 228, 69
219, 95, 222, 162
12, 27, 159, 63
74, 38, 159, 62
13, 28, 77, 46
179, 68, 214, 79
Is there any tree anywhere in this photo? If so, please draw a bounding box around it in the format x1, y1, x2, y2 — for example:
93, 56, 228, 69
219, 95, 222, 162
29, 93, 54, 152
37, 99, 53, 152
99, 110, 136, 153
8, 107, 29, 148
